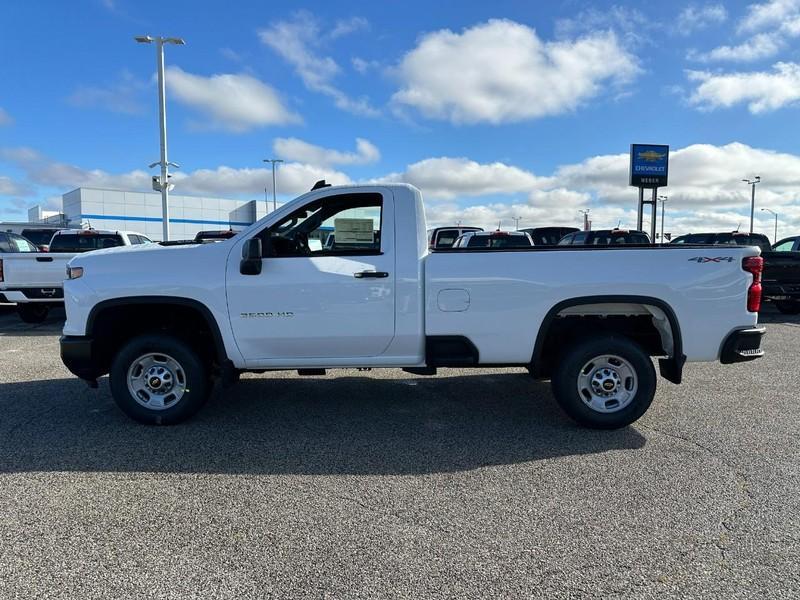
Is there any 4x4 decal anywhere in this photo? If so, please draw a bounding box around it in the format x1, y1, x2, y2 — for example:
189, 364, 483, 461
688, 256, 734, 263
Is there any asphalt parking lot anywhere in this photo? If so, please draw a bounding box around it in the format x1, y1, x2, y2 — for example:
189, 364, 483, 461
0, 304, 798, 599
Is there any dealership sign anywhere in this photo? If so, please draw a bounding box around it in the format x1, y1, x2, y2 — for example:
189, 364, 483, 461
629, 144, 669, 188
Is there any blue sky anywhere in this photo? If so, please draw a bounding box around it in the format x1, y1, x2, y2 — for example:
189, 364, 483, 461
1, 0, 800, 236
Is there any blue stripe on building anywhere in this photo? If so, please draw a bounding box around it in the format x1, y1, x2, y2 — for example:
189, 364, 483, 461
80, 214, 252, 227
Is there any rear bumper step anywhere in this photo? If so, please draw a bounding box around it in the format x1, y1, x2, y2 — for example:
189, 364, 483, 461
720, 327, 766, 364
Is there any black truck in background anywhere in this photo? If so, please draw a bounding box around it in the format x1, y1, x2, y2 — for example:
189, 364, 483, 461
671, 232, 800, 314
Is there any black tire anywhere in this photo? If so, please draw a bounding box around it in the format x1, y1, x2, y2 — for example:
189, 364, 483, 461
775, 300, 800, 315
109, 333, 211, 425
17, 303, 49, 323
551, 335, 656, 429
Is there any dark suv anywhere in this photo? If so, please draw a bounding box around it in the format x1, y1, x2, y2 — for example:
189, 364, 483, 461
558, 229, 651, 246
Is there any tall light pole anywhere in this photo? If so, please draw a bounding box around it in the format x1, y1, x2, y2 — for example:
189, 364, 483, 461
742, 176, 761, 234
761, 208, 778, 244
263, 159, 284, 213
512, 216, 521, 230
658, 195, 668, 243
579, 209, 590, 231
135, 35, 185, 242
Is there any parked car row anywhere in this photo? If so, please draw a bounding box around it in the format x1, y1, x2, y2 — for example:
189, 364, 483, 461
0, 228, 152, 322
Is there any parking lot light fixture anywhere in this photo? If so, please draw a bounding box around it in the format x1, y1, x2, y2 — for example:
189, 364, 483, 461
658, 196, 668, 243
263, 159, 284, 213
135, 34, 185, 241
761, 208, 778, 244
742, 176, 761, 234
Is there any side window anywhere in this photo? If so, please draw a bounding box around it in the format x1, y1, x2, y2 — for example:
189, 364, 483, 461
774, 240, 795, 252
128, 235, 141, 245
0, 233, 9, 252
557, 234, 573, 245
258, 193, 383, 258
572, 232, 588, 244
8, 234, 38, 252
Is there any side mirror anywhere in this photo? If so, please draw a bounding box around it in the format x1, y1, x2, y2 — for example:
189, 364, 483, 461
240, 238, 262, 275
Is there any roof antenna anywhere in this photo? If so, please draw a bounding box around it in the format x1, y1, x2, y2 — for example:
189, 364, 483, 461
311, 179, 331, 191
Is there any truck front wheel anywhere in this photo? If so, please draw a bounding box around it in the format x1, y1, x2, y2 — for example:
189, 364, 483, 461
109, 334, 211, 425
17, 303, 49, 323
551, 335, 656, 429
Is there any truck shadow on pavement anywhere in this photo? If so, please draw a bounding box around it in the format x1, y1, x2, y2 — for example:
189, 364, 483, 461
0, 372, 645, 475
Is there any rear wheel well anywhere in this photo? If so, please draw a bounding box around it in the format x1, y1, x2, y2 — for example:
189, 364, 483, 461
532, 301, 678, 379
89, 301, 223, 376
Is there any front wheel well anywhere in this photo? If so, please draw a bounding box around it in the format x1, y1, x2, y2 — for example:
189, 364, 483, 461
88, 300, 225, 376
531, 301, 680, 380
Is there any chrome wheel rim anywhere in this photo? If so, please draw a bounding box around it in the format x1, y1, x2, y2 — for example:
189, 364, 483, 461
127, 352, 186, 411
577, 354, 638, 414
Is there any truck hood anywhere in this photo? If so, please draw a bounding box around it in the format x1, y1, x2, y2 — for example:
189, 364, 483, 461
68, 240, 226, 267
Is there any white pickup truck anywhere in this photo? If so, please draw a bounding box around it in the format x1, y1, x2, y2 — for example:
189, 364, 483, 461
60, 183, 765, 428
0, 229, 151, 322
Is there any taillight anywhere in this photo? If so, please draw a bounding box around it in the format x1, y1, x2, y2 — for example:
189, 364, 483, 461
743, 256, 763, 312
0, 259, 4, 282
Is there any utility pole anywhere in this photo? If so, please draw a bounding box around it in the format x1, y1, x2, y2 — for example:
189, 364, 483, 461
512, 217, 521, 231
658, 195, 668, 243
742, 176, 761, 234
263, 159, 284, 213
579, 209, 590, 231
761, 208, 778, 244
135, 35, 184, 242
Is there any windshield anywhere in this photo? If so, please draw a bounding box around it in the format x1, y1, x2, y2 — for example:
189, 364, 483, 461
50, 233, 124, 252
467, 235, 531, 248
21, 230, 56, 247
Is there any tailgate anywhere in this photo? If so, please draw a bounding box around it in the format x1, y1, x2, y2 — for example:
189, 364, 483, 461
0, 254, 72, 288
764, 252, 800, 284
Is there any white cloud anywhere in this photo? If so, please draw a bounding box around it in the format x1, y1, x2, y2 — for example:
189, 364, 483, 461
258, 13, 379, 117
676, 4, 728, 35
67, 70, 148, 115
166, 67, 301, 132
0, 146, 349, 199
0, 176, 32, 196
4, 143, 800, 237
273, 137, 380, 167
689, 32, 783, 61
391, 19, 640, 124
0, 107, 12, 126
330, 16, 369, 39
377, 157, 546, 200
688, 62, 800, 112
688, 1, 800, 64
737, 0, 800, 34
171, 163, 352, 196
351, 57, 381, 74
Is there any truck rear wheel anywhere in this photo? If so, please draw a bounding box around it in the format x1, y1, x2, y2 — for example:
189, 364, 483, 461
109, 334, 211, 425
551, 335, 656, 429
17, 303, 49, 323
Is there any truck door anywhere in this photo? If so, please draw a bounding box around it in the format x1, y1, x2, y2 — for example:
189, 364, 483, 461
226, 189, 396, 363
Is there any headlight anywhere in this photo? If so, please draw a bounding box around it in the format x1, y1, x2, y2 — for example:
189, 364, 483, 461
67, 266, 84, 280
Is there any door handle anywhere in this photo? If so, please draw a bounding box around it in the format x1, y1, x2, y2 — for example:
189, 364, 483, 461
36, 257, 54, 262
354, 271, 389, 279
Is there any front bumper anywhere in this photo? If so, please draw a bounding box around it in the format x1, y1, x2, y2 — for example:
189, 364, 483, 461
60, 335, 104, 380
0, 287, 64, 303
720, 327, 766, 364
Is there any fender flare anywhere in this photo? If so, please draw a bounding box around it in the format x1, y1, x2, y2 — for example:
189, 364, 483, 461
530, 295, 686, 384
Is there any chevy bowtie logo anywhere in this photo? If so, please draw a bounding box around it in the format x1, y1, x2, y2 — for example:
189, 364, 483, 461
688, 256, 734, 263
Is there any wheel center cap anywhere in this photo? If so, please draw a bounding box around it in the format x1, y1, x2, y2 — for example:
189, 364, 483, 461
603, 380, 616, 391
149, 376, 162, 389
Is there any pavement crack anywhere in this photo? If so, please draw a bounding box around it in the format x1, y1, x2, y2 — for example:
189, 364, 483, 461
638, 424, 754, 566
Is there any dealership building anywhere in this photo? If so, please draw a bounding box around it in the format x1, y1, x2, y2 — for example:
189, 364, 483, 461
52, 187, 271, 241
